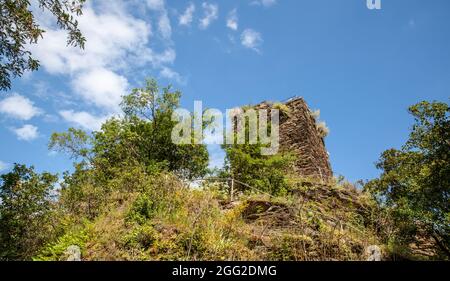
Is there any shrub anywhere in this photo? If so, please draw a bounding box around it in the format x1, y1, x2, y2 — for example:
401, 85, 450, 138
34, 225, 91, 261
127, 194, 156, 225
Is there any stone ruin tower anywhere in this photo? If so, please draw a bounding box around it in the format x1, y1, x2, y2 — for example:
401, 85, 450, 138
255, 96, 333, 181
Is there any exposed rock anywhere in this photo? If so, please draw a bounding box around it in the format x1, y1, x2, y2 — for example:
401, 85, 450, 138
62, 245, 81, 261
241, 200, 293, 224
365, 245, 382, 261
291, 183, 369, 217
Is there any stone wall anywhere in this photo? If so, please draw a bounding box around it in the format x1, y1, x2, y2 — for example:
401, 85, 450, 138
256, 97, 333, 181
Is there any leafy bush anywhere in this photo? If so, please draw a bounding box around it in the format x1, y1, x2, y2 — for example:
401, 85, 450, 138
122, 224, 159, 250
126, 194, 156, 225
223, 143, 295, 195
34, 226, 90, 261
0, 164, 59, 260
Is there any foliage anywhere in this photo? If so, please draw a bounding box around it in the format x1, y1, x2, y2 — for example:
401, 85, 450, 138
1, 163, 379, 261
0, 164, 58, 260
310, 109, 321, 120
49, 128, 92, 160
49, 78, 209, 182
272, 102, 291, 116
47, 78, 210, 223
3, 76, 447, 261
309, 109, 329, 138
83, 172, 379, 261
222, 105, 296, 196
224, 144, 295, 196
119, 78, 209, 179
33, 224, 90, 261
316, 121, 329, 138
76, 171, 253, 261
126, 194, 156, 225
58, 163, 107, 219
365, 100, 450, 259
0, 0, 86, 90
123, 79, 209, 180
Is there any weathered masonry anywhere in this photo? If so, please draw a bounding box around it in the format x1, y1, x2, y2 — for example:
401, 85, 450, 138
255, 97, 333, 181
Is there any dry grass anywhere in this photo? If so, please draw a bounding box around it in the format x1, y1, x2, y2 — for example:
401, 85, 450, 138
40, 172, 382, 261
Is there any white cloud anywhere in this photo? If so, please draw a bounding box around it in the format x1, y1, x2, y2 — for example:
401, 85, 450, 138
139, 48, 176, 68
59, 110, 109, 131
0, 161, 8, 172
13, 124, 39, 141
146, 0, 172, 39
179, 3, 195, 26
30, 4, 152, 75
72, 68, 129, 113
158, 13, 172, 39
199, 2, 219, 29
160, 67, 185, 84
29, 1, 175, 114
250, 0, 277, 7
28, 0, 183, 129
147, 0, 165, 11
226, 9, 238, 31
241, 29, 263, 53
0, 94, 42, 120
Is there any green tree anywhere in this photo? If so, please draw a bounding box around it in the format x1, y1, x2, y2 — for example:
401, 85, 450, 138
0, 0, 86, 91
222, 106, 295, 196
49, 79, 209, 219
49, 78, 209, 186
118, 78, 209, 179
0, 164, 59, 260
224, 144, 295, 196
96, 78, 208, 180
49, 127, 92, 160
365, 100, 450, 259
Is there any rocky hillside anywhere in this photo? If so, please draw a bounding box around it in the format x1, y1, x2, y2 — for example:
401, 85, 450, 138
33, 173, 386, 261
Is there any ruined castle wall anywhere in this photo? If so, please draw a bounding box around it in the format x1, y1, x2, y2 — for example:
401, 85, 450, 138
255, 97, 333, 181
280, 97, 333, 180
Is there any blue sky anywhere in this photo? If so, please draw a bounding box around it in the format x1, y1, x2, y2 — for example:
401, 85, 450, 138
0, 0, 449, 182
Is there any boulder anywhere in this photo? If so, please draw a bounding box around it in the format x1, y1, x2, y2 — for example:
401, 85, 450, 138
365, 245, 382, 261
62, 245, 81, 261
